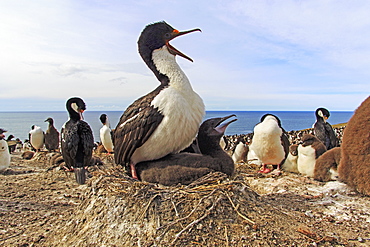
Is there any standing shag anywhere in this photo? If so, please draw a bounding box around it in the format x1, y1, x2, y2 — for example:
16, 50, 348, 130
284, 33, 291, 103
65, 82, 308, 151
99, 114, 114, 154
29, 125, 45, 152
114, 21, 205, 179
248, 114, 290, 174
61, 97, 94, 184
313, 107, 338, 150
44, 117, 60, 152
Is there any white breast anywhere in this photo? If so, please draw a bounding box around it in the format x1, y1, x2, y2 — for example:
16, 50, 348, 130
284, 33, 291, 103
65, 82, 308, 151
249, 119, 285, 164
131, 47, 205, 164
232, 142, 248, 163
297, 144, 316, 177
282, 153, 298, 173
100, 125, 114, 153
29, 126, 44, 150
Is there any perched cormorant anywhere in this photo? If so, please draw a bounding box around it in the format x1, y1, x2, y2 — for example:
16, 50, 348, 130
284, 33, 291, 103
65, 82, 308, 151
114, 21, 204, 179
313, 107, 338, 150
61, 97, 94, 184
44, 117, 60, 152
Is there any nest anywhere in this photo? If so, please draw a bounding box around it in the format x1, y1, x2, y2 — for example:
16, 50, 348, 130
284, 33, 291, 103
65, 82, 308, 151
42, 163, 330, 247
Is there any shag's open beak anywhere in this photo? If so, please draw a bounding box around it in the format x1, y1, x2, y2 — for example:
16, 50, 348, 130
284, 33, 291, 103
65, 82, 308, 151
214, 114, 237, 134
165, 28, 201, 62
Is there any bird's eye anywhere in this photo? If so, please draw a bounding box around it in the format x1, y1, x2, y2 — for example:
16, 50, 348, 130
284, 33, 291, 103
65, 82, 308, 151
164, 33, 171, 39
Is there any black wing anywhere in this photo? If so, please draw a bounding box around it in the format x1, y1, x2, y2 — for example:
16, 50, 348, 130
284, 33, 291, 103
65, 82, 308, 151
313, 122, 326, 145
114, 86, 165, 166
78, 121, 94, 167
61, 121, 79, 169
325, 122, 338, 149
280, 130, 290, 165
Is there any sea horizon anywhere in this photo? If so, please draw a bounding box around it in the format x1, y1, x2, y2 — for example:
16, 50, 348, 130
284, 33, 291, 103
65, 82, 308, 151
0, 110, 354, 142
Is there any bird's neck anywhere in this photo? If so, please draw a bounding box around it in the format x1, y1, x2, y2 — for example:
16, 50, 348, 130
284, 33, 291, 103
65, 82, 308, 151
68, 115, 80, 122
151, 46, 193, 91
198, 137, 226, 157
316, 117, 325, 123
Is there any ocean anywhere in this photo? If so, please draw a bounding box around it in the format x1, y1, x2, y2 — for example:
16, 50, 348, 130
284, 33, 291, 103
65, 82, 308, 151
0, 111, 353, 142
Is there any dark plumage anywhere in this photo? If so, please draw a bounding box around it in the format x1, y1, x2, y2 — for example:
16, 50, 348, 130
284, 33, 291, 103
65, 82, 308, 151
136, 115, 236, 186
114, 21, 204, 179
313, 107, 339, 150
61, 97, 94, 184
44, 117, 60, 152
314, 147, 341, 182
6, 135, 17, 153
338, 96, 370, 195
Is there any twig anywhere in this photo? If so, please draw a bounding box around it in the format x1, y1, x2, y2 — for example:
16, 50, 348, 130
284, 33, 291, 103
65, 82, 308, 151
171, 197, 179, 217
157, 189, 218, 231
138, 194, 160, 220
0, 230, 25, 242
170, 197, 222, 246
223, 191, 255, 225
297, 228, 318, 241
224, 226, 229, 247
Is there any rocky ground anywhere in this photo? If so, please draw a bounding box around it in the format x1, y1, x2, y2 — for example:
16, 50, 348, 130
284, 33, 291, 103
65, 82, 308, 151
0, 148, 369, 246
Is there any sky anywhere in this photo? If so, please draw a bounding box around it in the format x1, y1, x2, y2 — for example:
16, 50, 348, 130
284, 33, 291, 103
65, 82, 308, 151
1, 0, 369, 112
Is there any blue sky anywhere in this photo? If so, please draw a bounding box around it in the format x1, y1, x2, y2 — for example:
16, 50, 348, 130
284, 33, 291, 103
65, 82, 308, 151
1, 0, 369, 112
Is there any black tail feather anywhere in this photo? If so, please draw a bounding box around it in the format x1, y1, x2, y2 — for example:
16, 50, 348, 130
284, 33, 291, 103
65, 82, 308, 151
74, 167, 87, 185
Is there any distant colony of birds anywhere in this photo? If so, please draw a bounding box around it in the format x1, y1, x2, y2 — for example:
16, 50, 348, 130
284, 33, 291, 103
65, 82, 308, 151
0, 21, 368, 195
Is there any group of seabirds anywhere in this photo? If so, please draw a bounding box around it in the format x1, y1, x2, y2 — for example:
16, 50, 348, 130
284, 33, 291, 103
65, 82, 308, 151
0, 21, 368, 195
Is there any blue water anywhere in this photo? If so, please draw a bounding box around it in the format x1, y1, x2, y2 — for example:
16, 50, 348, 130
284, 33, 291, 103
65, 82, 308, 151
0, 111, 353, 142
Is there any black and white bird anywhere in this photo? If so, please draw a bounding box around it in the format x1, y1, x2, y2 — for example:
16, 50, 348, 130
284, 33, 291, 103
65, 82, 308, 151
114, 21, 205, 179
136, 115, 236, 185
99, 114, 114, 154
44, 117, 60, 152
313, 107, 338, 150
29, 125, 45, 152
61, 97, 94, 184
248, 114, 290, 174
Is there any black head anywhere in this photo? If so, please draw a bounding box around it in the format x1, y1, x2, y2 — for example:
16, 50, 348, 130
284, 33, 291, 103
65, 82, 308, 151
66, 97, 86, 120
100, 114, 107, 124
138, 21, 201, 62
289, 144, 299, 156
315, 107, 330, 120
6, 135, 14, 141
198, 115, 237, 151
300, 134, 318, 147
138, 21, 201, 85
44, 117, 54, 124
260, 114, 282, 128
